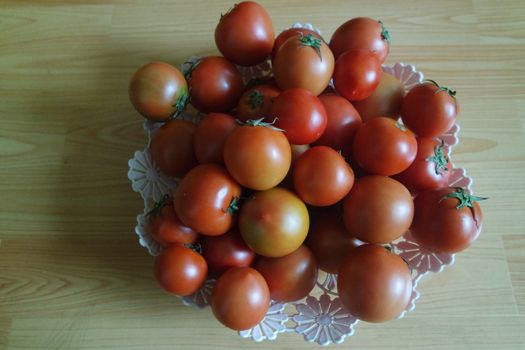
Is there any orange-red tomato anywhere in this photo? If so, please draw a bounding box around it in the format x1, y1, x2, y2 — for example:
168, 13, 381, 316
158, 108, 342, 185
193, 113, 237, 165
236, 85, 281, 122
148, 198, 198, 246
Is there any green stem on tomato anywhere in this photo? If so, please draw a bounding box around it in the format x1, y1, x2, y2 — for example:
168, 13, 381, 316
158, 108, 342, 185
236, 117, 285, 132
299, 33, 323, 61
440, 187, 488, 209
425, 79, 457, 98
427, 140, 450, 175
379, 20, 391, 43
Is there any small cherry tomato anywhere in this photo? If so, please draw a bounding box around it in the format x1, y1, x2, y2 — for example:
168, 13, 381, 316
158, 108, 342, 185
236, 85, 281, 122
193, 113, 237, 164
148, 196, 198, 246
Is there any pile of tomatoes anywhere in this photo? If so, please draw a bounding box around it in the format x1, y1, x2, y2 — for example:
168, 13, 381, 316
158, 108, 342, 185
129, 1, 486, 332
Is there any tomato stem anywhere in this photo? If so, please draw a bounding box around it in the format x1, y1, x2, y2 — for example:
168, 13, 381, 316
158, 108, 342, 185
171, 88, 188, 118
247, 90, 264, 110
440, 187, 488, 209
426, 140, 450, 175
185, 242, 202, 254
146, 194, 171, 217
299, 33, 323, 61
425, 79, 457, 98
227, 196, 241, 215
395, 119, 408, 131
237, 117, 285, 132
379, 20, 391, 43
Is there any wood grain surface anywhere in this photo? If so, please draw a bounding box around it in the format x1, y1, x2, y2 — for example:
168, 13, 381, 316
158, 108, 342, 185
1, 0, 524, 349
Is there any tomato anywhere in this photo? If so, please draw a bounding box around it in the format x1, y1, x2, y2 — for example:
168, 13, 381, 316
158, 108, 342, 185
236, 85, 281, 122
333, 50, 382, 101
211, 267, 270, 330
271, 88, 327, 145
224, 120, 291, 190
150, 119, 197, 178
154, 245, 207, 296
187, 56, 244, 113
173, 164, 241, 236
214, 1, 274, 66
395, 138, 451, 192
329, 17, 390, 63
273, 33, 334, 96
353, 117, 417, 176
201, 229, 255, 277
272, 28, 323, 57
353, 72, 405, 122
148, 196, 198, 246
411, 187, 486, 253
129, 62, 188, 121
293, 146, 354, 207
401, 80, 459, 137
193, 113, 237, 164
255, 245, 318, 302
239, 187, 309, 257
337, 244, 412, 322
343, 176, 413, 244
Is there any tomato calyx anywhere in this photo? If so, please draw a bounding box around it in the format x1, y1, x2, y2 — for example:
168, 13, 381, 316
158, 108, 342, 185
440, 187, 487, 210
182, 59, 201, 80
299, 33, 323, 61
427, 140, 450, 175
395, 119, 408, 131
425, 79, 457, 98
237, 117, 285, 132
379, 20, 391, 43
226, 196, 241, 215
146, 194, 171, 218
247, 90, 264, 110
185, 242, 202, 254
171, 88, 189, 118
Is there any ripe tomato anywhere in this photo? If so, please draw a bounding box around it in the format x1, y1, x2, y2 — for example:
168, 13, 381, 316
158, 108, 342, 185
333, 50, 382, 101
353, 72, 405, 122
395, 138, 451, 192
214, 1, 274, 66
224, 121, 291, 190
255, 245, 318, 302
411, 187, 486, 253
293, 146, 354, 207
353, 117, 417, 176
272, 28, 323, 57
129, 62, 188, 121
329, 17, 390, 63
187, 56, 244, 113
239, 187, 309, 257
148, 196, 198, 246
401, 80, 459, 137
273, 33, 334, 96
173, 164, 241, 236
193, 113, 237, 164
236, 85, 281, 122
271, 88, 327, 145
150, 119, 197, 178
201, 229, 255, 277
211, 267, 270, 330
154, 245, 207, 296
343, 176, 414, 244
337, 244, 412, 323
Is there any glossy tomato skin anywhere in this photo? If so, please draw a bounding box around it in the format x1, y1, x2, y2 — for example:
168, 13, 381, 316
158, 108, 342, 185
239, 187, 309, 258
272, 28, 323, 57
129, 62, 187, 121
255, 245, 318, 302
148, 200, 198, 246
353, 117, 417, 176
411, 187, 484, 253
150, 119, 197, 178
333, 50, 382, 101
214, 1, 274, 66
193, 113, 237, 164
173, 164, 241, 236
236, 85, 281, 122
211, 267, 270, 330
343, 176, 414, 244
224, 124, 291, 191
201, 229, 255, 277
293, 146, 354, 206
271, 88, 327, 145
188, 56, 244, 113
401, 81, 459, 137
154, 245, 207, 296
337, 244, 412, 323
329, 17, 390, 63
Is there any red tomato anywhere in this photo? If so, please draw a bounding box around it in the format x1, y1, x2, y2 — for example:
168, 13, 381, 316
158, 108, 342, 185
154, 245, 207, 296
271, 88, 327, 145
193, 113, 237, 164
273, 33, 334, 96
401, 80, 459, 137
333, 50, 382, 101
272, 28, 323, 57
293, 146, 354, 206
239, 187, 309, 257
148, 196, 198, 246
343, 176, 414, 244
201, 229, 255, 277
236, 85, 281, 122
337, 244, 412, 322
255, 245, 318, 302
173, 164, 241, 236
129, 62, 188, 121
329, 17, 390, 63
211, 267, 270, 330
411, 187, 486, 253
187, 56, 244, 113
150, 119, 197, 178
214, 1, 274, 66
353, 117, 417, 176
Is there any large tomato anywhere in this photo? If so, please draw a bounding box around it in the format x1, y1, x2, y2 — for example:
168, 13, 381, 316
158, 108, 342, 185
239, 187, 309, 257
150, 119, 197, 178
193, 113, 237, 164
214, 1, 274, 66
411, 187, 486, 253
337, 244, 413, 323
236, 85, 281, 122
333, 50, 382, 101
148, 196, 198, 246
173, 164, 241, 236
272, 28, 323, 57
129, 61, 187, 121
343, 176, 414, 244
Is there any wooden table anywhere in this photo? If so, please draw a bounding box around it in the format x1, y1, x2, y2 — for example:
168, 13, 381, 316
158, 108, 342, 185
1, 0, 524, 349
